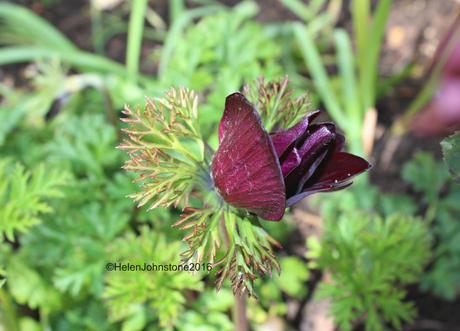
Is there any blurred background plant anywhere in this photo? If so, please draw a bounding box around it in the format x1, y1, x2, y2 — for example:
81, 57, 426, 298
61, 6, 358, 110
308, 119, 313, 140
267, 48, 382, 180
1, 0, 460, 330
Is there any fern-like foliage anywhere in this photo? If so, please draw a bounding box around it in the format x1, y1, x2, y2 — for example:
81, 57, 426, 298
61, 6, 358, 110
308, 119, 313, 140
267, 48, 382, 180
173, 207, 223, 265
103, 227, 204, 330
441, 131, 460, 183
0, 160, 68, 241
119, 88, 206, 210
308, 211, 431, 331
46, 113, 122, 178
176, 288, 234, 331
214, 212, 281, 297
157, 1, 282, 139
243, 76, 310, 132
403, 152, 460, 300
173, 208, 282, 297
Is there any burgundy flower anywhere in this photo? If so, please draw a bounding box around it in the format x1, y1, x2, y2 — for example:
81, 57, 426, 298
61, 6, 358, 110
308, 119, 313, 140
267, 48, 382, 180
211, 93, 371, 221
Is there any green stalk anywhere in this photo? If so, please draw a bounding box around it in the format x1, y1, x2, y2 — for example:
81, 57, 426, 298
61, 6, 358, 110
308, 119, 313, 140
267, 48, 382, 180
281, 0, 326, 22
280, 0, 312, 21
169, 0, 185, 25
351, 0, 369, 67
126, 0, 148, 82
0, 3, 76, 52
0, 47, 128, 76
334, 29, 363, 155
334, 29, 361, 122
359, 0, 392, 112
0, 288, 19, 331
293, 23, 347, 128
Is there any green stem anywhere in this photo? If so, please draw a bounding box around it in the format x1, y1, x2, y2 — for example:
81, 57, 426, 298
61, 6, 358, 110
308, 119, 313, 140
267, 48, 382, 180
126, 0, 148, 82
90, 2, 105, 54
293, 23, 348, 127
425, 200, 438, 225
0, 288, 19, 331
351, 0, 369, 68
169, 0, 185, 25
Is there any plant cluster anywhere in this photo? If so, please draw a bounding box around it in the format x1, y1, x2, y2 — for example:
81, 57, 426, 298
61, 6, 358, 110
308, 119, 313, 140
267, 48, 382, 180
119, 78, 326, 297
403, 152, 460, 300
308, 211, 431, 331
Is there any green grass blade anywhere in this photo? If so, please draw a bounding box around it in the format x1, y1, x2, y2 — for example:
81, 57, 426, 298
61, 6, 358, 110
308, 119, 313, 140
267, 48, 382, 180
0, 3, 76, 51
334, 29, 361, 121
281, 0, 312, 21
281, 0, 326, 21
0, 47, 128, 76
126, 0, 148, 82
170, 0, 185, 25
360, 0, 392, 111
293, 23, 347, 127
351, 0, 370, 66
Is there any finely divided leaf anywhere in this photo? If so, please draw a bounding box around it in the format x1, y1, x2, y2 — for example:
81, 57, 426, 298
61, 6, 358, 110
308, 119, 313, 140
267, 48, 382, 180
442, 131, 460, 183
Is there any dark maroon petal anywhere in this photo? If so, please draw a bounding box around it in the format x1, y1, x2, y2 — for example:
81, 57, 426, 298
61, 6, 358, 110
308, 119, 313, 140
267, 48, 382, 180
280, 147, 301, 177
286, 152, 370, 206
333, 132, 345, 153
270, 111, 320, 157
218, 103, 231, 143
286, 182, 352, 207
306, 152, 371, 192
212, 93, 286, 221
284, 124, 336, 196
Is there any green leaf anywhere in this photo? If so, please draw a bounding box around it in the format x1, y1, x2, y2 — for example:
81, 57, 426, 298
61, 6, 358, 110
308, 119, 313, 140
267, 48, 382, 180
103, 227, 204, 328
0, 160, 69, 241
121, 305, 146, 331
280, 0, 311, 21
441, 131, 460, 182
46, 114, 121, 178
119, 88, 206, 210
334, 29, 361, 122
0, 3, 76, 51
402, 152, 449, 203
158, 3, 281, 138
313, 211, 431, 330
274, 256, 309, 298
6, 258, 62, 311
355, 0, 393, 110
19, 318, 42, 331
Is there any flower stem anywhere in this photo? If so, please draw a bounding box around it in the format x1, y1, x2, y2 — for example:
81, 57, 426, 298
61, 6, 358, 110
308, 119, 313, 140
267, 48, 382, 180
220, 212, 249, 330
0, 288, 19, 331
234, 293, 249, 331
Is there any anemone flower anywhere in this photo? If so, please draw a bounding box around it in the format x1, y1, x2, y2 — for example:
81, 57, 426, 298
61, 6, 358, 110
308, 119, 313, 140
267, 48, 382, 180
211, 93, 371, 221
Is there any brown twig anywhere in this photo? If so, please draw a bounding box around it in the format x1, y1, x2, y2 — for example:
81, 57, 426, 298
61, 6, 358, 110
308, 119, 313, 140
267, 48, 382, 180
234, 292, 249, 331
